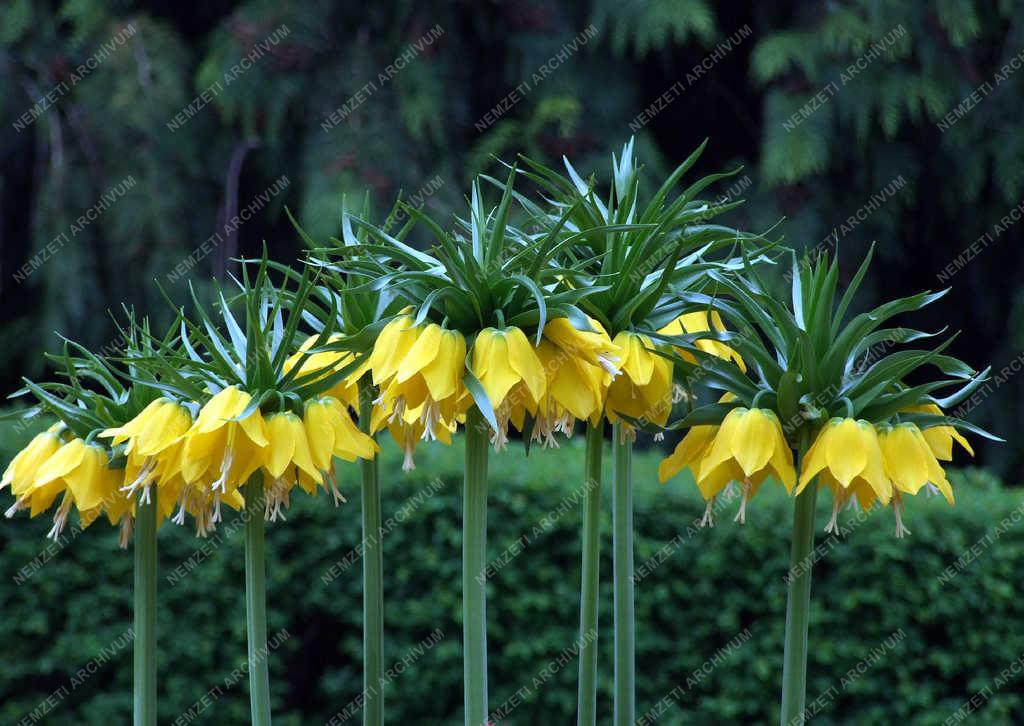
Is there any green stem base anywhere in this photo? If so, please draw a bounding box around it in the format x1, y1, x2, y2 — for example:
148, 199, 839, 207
612, 424, 634, 726
245, 473, 272, 726
780, 439, 818, 726
133, 489, 157, 726
577, 422, 603, 726
463, 407, 490, 726
358, 375, 384, 726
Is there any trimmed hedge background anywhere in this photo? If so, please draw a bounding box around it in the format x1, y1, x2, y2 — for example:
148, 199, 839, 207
1, 419, 1022, 724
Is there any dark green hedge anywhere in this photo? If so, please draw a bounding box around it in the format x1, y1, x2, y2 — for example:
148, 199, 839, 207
1, 428, 1022, 725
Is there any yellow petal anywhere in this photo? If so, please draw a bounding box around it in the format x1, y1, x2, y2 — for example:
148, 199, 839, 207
796, 421, 834, 494
420, 328, 466, 401
659, 425, 717, 484
825, 418, 867, 488
264, 414, 298, 478
729, 409, 777, 477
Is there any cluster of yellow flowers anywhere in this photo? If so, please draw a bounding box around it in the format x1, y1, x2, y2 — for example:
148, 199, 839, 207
2, 384, 378, 541
366, 311, 676, 456
659, 402, 972, 535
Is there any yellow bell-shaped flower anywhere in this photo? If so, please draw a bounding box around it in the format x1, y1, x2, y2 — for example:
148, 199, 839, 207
796, 418, 893, 532
902, 403, 974, 461
28, 439, 121, 539
531, 339, 601, 445
864, 422, 956, 538
542, 316, 621, 379
657, 310, 746, 372
180, 385, 268, 496
100, 397, 193, 505
878, 422, 954, 508
605, 332, 673, 432
529, 317, 621, 445
2, 424, 65, 508
696, 407, 795, 524
261, 412, 323, 520
470, 326, 547, 449
368, 311, 421, 387
375, 322, 468, 441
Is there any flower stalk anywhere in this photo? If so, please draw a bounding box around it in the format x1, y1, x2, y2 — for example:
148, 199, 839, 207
133, 488, 158, 726
358, 375, 384, 726
612, 423, 634, 725
780, 429, 817, 726
577, 421, 603, 725
244, 472, 272, 726
463, 406, 490, 726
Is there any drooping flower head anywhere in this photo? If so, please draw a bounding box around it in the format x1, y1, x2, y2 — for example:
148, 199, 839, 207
605, 332, 673, 436
795, 418, 892, 532
470, 327, 547, 450
334, 170, 601, 454
518, 138, 768, 445
661, 247, 997, 534
877, 423, 954, 537
684, 407, 794, 525
372, 318, 469, 442
120, 256, 381, 531
2, 319, 185, 543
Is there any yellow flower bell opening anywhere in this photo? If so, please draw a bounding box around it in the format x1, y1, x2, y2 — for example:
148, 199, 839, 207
470, 326, 547, 450
371, 319, 468, 443
877, 422, 954, 537
605, 332, 672, 435
695, 407, 795, 525
796, 418, 893, 533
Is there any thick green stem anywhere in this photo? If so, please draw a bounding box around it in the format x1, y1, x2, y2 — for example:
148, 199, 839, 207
463, 407, 490, 726
612, 424, 634, 726
245, 472, 272, 726
358, 375, 384, 726
133, 488, 157, 726
780, 434, 817, 726
577, 421, 603, 726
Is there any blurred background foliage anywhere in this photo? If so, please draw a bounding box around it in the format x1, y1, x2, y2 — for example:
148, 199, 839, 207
1, 0, 1022, 476
1, 432, 1022, 724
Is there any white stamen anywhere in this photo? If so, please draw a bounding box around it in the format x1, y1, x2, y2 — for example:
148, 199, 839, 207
325, 470, 347, 504
490, 405, 511, 452
5, 497, 27, 518
733, 480, 752, 524
211, 449, 234, 494
893, 495, 911, 538
121, 458, 156, 498
700, 497, 716, 528
47, 496, 74, 541
264, 478, 290, 522
598, 354, 621, 378
171, 486, 191, 526
653, 432, 665, 442
824, 495, 842, 534
387, 396, 407, 425
419, 400, 442, 442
